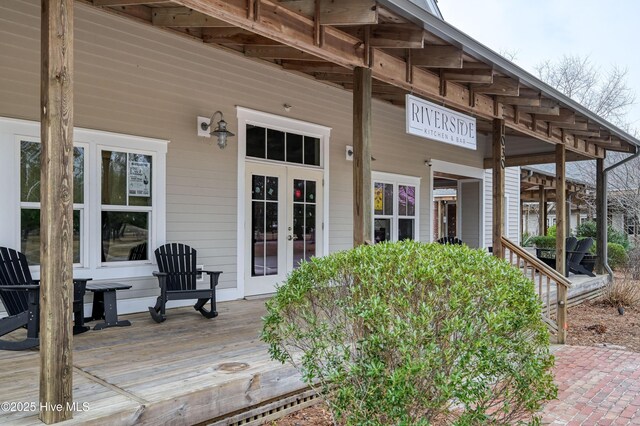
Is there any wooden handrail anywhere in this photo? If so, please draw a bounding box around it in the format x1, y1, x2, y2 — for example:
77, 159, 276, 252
500, 236, 569, 344
500, 236, 571, 289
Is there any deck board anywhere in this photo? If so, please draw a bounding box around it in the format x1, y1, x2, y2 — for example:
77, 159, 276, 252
0, 299, 306, 425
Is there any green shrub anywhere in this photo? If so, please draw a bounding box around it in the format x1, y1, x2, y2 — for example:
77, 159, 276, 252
608, 242, 629, 270
576, 220, 630, 250
530, 235, 556, 250
262, 241, 556, 425
545, 224, 557, 237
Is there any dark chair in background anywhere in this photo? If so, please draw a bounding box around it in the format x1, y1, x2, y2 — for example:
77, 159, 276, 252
436, 237, 464, 245
149, 243, 222, 323
0, 247, 89, 351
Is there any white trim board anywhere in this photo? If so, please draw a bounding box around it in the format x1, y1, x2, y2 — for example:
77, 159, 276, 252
235, 106, 332, 298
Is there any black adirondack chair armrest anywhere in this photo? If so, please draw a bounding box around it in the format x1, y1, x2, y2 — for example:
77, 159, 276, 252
152, 271, 168, 277
0, 284, 40, 291
201, 270, 223, 275
73, 278, 92, 283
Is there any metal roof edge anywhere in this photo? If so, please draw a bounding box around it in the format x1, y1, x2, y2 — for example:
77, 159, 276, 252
379, 0, 640, 148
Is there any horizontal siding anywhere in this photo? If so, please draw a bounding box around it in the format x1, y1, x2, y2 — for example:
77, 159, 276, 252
0, 0, 489, 308
484, 167, 521, 247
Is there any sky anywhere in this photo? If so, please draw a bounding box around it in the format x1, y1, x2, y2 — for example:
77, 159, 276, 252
436, 0, 640, 133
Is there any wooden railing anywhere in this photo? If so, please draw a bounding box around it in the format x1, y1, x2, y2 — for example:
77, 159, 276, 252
500, 236, 571, 344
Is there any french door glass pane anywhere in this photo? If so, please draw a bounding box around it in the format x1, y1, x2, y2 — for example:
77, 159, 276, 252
304, 137, 320, 166
374, 218, 391, 243
251, 174, 279, 277
101, 211, 149, 262
293, 179, 317, 268
374, 182, 394, 215
21, 209, 81, 265
398, 218, 415, 241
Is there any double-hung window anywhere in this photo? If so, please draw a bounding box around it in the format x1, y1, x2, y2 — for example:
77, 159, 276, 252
2, 117, 167, 279
372, 172, 420, 243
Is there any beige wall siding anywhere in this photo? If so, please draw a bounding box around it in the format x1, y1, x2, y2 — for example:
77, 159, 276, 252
2, 0, 503, 311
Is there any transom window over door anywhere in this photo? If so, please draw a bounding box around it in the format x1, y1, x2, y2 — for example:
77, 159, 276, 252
246, 124, 321, 167
372, 172, 420, 243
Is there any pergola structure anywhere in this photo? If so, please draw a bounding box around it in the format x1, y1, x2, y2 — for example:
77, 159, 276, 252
520, 167, 593, 236
37, 0, 639, 422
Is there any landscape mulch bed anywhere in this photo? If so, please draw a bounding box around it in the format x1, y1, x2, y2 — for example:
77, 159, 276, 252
271, 299, 640, 425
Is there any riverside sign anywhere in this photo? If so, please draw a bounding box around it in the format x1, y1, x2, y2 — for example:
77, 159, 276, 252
406, 94, 476, 150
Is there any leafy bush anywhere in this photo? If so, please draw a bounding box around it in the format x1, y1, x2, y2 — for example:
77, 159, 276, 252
608, 242, 629, 270
530, 235, 556, 250
546, 224, 557, 237
263, 241, 556, 425
576, 220, 630, 250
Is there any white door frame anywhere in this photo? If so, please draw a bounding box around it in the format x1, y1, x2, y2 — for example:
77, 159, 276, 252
236, 107, 331, 298
429, 159, 485, 247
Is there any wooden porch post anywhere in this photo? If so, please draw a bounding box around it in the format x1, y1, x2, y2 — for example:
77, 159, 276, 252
492, 118, 505, 257
595, 157, 606, 274
40, 0, 74, 423
538, 185, 546, 236
555, 144, 567, 344
353, 66, 372, 246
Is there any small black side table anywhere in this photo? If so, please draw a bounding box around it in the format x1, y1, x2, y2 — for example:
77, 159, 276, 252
86, 282, 132, 330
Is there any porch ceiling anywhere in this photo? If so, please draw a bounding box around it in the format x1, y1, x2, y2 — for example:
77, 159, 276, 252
82, 0, 638, 164
520, 167, 593, 202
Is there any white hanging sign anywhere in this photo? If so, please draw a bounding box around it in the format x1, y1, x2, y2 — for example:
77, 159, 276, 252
128, 160, 151, 197
406, 94, 477, 150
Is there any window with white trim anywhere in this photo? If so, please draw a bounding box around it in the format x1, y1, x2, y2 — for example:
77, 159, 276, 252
372, 172, 420, 243
2, 117, 168, 279
19, 140, 87, 265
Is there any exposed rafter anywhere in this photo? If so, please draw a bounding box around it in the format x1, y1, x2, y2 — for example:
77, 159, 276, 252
411, 45, 463, 68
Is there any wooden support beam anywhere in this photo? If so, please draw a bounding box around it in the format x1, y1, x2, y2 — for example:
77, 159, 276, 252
471, 77, 519, 96
281, 61, 349, 73
518, 100, 560, 115
483, 150, 590, 168
93, 0, 170, 5
569, 129, 601, 138
442, 69, 493, 83
353, 67, 372, 246
347, 24, 424, 48
595, 157, 606, 274
492, 118, 505, 258
152, 7, 233, 27
496, 94, 541, 107
535, 108, 575, 124
314, 72, 353, 83
410, 45, 463, 68
202, 28, 279, 45
244, 45, 319, 60
555, 143, 567, 344
40, 0, 74, 423
539, 185, 548, 235
319, 0, 377, 25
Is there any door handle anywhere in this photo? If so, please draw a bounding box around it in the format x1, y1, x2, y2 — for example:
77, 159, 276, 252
288, 235, 298, 241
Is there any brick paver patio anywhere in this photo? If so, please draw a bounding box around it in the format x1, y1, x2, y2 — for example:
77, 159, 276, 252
542, 346, 640, 425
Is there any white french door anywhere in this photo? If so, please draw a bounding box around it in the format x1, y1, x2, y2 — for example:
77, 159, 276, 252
244, 162, 323, 296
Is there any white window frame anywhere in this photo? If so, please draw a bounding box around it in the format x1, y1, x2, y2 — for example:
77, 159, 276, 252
372, 171, 421, 242
0, 117, 168, 281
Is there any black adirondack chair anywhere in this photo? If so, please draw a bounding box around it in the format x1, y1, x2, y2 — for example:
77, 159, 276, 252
535, 236, 578, 269
567, 238, 596, 277
437, 236, 464, 245
0, 247, 89, 351
149, 243, 222, 323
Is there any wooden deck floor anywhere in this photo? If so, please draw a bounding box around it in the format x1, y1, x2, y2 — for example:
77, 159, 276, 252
0, 300, 306, 425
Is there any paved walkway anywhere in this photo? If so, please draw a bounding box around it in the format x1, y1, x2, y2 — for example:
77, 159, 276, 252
542, 346, 640, 425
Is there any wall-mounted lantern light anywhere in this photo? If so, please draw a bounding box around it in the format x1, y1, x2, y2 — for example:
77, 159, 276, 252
197, 111, 235, 149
